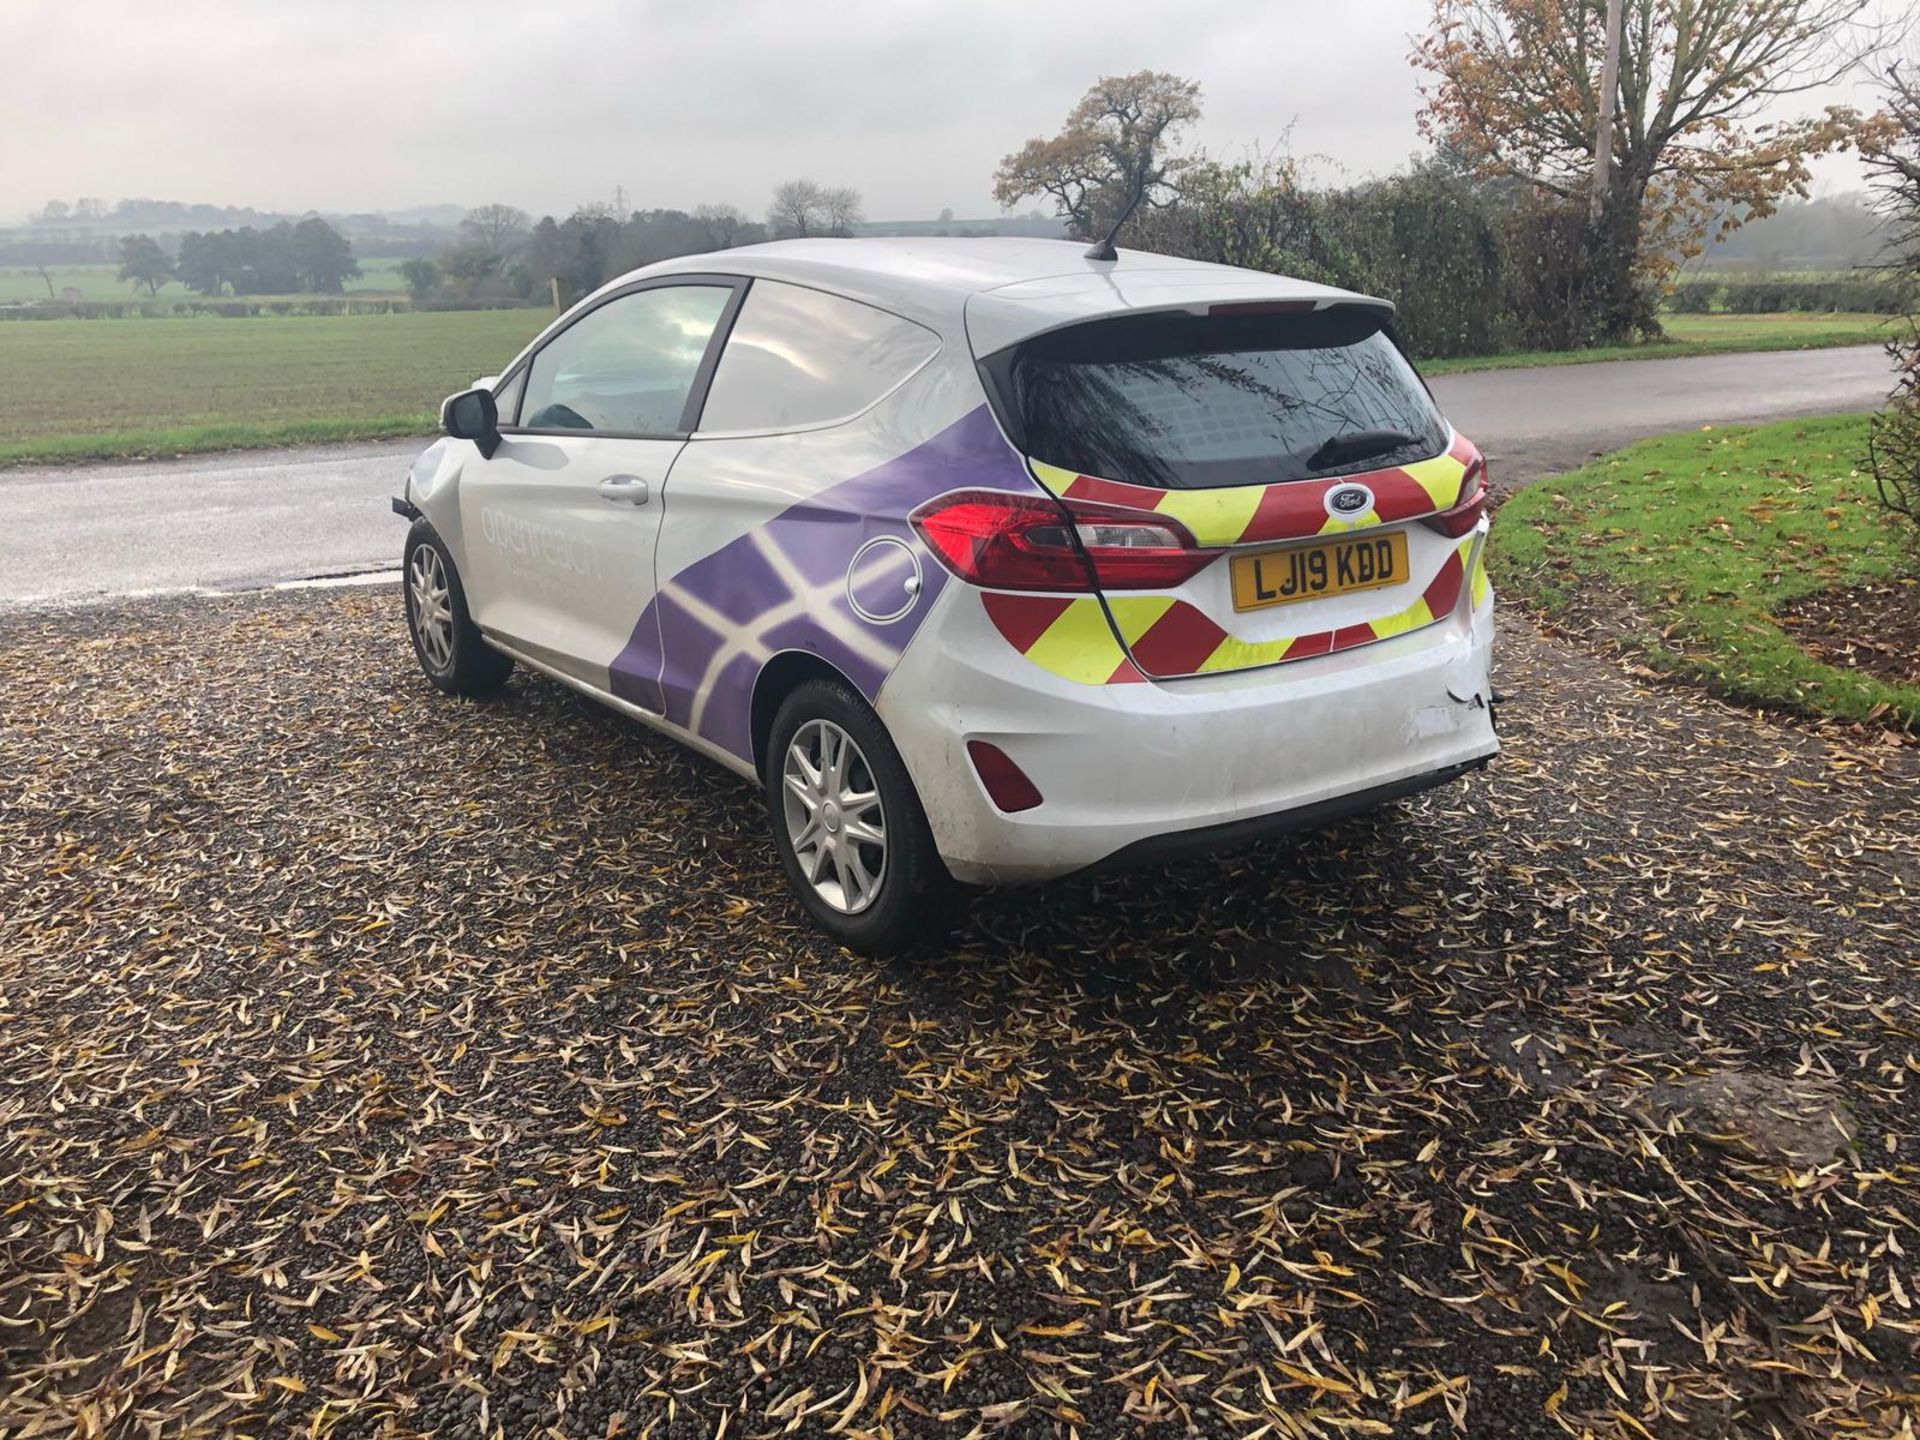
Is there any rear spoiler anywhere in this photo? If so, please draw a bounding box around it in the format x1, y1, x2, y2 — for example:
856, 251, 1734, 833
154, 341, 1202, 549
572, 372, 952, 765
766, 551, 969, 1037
967, 276, 1395, 361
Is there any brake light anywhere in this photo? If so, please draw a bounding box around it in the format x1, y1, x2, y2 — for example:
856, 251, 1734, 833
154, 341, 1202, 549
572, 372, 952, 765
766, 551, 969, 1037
1422, 457, 1489, 538
1208, 299, 1317, 316
910, 490, 1217, 591
967, 740, 1043, 812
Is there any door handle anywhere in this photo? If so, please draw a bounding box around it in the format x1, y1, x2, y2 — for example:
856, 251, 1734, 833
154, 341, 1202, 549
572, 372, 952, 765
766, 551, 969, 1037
597, 475, 649, 506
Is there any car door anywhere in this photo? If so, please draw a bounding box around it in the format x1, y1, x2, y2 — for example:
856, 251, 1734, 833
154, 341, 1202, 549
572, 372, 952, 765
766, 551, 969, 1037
458, 278, 743, 705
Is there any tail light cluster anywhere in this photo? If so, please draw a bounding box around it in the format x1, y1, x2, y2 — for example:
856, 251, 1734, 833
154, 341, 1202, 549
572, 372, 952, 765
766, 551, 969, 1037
913, 462, 1490, 594
1421, 456, 1489, 538
909, 490, 1216, 592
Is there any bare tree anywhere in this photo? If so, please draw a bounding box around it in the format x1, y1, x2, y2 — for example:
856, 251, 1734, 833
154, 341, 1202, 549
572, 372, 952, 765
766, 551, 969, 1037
820, 186, 864, 236
1866, 59, 1920, 555
694, 202, 748, 248
18, 240, 64, 299
767, 180, 826, 238
1867, 60, 1920, 243
459, 204, 532, 258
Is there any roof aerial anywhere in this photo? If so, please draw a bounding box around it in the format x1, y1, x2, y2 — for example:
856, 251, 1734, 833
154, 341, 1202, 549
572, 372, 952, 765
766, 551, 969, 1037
1083, 173, 1149, 263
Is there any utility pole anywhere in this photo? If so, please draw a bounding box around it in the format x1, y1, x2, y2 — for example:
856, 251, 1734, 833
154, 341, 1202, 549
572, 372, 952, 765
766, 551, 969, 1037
1590, 0, 1626, 222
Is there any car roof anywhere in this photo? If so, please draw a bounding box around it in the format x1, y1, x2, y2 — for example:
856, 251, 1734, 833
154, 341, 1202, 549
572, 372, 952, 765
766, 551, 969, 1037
622, 237, 1394, 355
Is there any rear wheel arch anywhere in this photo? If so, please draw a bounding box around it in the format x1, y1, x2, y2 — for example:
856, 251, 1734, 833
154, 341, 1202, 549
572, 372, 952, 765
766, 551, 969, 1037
758, 669, 958, 953
750, 651, 864, 779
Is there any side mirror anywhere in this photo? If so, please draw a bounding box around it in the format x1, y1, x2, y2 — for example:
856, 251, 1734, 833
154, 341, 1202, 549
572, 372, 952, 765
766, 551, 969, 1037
441, 387, 500, 459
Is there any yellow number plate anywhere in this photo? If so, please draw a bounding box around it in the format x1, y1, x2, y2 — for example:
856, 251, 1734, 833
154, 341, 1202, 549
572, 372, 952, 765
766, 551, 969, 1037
1229, 532, 1409, 612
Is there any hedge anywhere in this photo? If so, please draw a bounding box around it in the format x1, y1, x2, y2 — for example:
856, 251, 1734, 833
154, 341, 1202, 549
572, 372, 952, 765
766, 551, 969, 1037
1667, 276, 1910, 315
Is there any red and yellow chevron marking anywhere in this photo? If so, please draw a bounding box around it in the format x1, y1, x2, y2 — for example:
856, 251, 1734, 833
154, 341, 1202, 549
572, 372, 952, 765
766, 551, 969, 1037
983, 537, 1489, 684
981, 592, 1148, 685
1029, 433, 1480, 547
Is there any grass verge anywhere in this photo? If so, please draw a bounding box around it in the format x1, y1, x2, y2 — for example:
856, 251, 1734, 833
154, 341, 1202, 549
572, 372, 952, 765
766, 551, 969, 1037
1423, 311, 1893, 375
1490, 413, 1919, 730
0, 416, 436, 467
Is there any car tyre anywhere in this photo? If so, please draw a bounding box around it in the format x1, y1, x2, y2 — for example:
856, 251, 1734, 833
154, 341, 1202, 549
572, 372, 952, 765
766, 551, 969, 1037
403, 520, 512, 697
765, 677, 956, 954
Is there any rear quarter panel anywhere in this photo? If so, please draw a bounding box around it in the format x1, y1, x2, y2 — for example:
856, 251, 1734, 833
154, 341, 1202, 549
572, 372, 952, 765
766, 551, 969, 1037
636, 356, 1042, 767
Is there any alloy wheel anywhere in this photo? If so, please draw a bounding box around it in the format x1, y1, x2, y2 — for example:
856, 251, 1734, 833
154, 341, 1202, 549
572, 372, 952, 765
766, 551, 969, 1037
781, 719, 888, 914
409, 545, 455, 673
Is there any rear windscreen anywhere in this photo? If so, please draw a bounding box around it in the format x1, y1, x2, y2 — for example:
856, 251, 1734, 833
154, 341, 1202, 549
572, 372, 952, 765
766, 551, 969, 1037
994, 307, 1446, 490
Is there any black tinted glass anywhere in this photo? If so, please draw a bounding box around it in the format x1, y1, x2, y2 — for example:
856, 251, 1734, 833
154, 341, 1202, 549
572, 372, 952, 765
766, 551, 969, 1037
1005, 308, 1445, 489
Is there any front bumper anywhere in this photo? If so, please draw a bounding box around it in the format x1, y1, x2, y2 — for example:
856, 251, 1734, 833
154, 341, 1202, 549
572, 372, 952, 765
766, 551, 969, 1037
878, 583, 1499, 885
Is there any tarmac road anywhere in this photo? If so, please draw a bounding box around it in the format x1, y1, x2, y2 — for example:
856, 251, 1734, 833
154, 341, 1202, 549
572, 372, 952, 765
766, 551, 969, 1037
0, 343, 1897, 608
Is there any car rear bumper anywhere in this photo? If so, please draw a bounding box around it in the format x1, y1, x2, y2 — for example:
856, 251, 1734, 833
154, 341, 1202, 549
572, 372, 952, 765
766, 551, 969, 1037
877, 582, 1499, 884
1086, 756, 1490, 875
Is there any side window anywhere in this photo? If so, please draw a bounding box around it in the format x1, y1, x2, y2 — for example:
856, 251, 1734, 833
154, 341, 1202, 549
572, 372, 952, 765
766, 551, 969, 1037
492, 368, 526, 427
519, 284, 732, 435
697, 281, 939, 433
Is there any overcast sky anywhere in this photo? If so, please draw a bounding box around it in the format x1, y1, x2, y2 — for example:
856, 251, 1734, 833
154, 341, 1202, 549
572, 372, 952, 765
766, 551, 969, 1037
0, 0, 1885, 225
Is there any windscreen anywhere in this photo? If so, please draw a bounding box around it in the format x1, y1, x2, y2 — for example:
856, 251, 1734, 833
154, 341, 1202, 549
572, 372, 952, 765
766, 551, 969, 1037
1000, 307, 1446, 490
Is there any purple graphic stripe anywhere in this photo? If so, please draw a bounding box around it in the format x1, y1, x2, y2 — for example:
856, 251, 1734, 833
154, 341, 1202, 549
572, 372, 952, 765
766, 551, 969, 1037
608, 404, 1037, 763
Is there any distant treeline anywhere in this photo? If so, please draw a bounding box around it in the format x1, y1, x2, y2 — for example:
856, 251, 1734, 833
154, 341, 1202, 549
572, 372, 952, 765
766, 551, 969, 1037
3, 197, 461, 269
1691, 194, 1891, 268
7, 182, 1901, 354
90, 219, 364, 298
399, 182, 877, 305
402, 206, 771, 306
172, 220, 360, 295
2, 297, 539, 321
0, 186, 1059, 305
31, 196, 298, 231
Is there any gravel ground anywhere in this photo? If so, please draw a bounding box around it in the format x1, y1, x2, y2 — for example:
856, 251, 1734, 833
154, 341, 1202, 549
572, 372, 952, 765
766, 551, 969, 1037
1, 587, 1915, 1439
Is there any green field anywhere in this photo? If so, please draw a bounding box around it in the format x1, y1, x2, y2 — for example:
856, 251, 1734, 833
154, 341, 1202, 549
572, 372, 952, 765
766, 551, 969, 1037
1424, 311, 1895, 374
0, 258, 411, 302
1491, 414, 1919, 728
0, 310, 550, 464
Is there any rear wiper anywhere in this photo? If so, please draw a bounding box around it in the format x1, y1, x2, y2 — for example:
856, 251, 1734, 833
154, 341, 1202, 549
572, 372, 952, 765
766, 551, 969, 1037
1305, 429, 1418, 472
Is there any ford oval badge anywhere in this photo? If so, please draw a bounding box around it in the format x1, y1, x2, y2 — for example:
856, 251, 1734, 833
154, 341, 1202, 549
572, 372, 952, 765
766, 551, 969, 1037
1325, 483, 1375, 519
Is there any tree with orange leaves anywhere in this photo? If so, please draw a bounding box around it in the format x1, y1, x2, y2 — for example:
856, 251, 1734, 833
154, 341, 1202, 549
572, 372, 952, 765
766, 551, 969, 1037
995, 72, 1204, 240
1414, 0, 1892, 342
